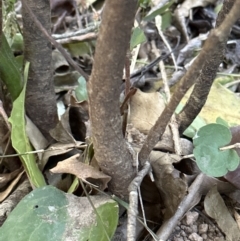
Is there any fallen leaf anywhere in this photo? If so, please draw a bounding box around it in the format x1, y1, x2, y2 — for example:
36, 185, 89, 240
0, 171, 25, 202
204, 186, 240, 241
181, 82, 240, 125
50, 154, 111, 190
129, 89, 165, 134
40, 142, 84, 170
150, 150, 187, 219
0, 168, 22, 189
49, 107, 76, 143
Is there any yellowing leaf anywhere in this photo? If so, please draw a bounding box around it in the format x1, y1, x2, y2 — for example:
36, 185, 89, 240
181, 82, 240, 125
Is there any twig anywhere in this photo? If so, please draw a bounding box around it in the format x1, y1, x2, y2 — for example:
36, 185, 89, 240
182, 142, 240, 159
122, 50, 131, 136
127, 161, 151, 241
55, 32, 97, 45
153, 173, 205, 241
0, 144, 87, 158
52, 23, 100, 40
155, 15, 178, 71
79, 180, 111, 241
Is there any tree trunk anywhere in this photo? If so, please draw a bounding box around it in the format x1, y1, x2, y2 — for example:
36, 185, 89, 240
22, 0, 58, 141
88, 0, 138, 198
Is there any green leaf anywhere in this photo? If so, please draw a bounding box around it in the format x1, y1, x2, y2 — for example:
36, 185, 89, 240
193, 123, 231, 147
75, 76, 88, 101
143, 0, 174, 21
130, 27, 146, 50
138, 0, 150, 8
176, 103, 206, 138
0, 186, 118, 241
64, 42, 91, 58
161, 11, 172, 31
216, 117, 229, 127
193, 124, 239, 177
0, 33, 23, 100
8, 62, 46, 187
11, 33, 24, 52
3, 0, 16, 14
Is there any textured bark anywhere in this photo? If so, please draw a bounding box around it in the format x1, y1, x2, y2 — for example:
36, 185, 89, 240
22, 0, 58, 140
88, 0, 138, 198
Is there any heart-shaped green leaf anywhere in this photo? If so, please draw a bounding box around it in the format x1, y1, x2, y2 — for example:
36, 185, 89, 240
193, 124, 239, 177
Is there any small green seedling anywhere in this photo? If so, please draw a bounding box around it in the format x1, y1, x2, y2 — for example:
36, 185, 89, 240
193, 123, 239, 177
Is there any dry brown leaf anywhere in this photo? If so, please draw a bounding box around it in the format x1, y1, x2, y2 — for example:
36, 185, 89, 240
129, 89, 165, 134
40, 142, 84, 170
0, 168, 22, 189
204, 186, 240, 241
154, 125, 193, 155
149, 150, 187, 219
26, 116, 48, 160
0, 170, 25, 202
49, 107, 76, 143
50, 154, 111, 190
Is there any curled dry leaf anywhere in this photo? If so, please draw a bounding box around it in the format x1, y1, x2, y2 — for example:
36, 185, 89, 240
0, 170, 25, 202
50, 154, 111, 190
149, 150, 187, 219
0, 168, 22, 189
49, 107, 76, 143
40, 141, 84, 170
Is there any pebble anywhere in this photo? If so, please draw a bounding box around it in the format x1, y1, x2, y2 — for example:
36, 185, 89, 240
201, 233, 207, 240
198, 224, 208, 234
180, 230, 187, 237
183, 226, 193, 234
192, 225, 198, 233
173, 237, 184, 241
213, 237, 224, 241
185, 212, 199, 225
188, 233, 203, 241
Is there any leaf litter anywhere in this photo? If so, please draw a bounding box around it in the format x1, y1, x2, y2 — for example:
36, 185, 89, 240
2, 0, 240, 240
